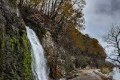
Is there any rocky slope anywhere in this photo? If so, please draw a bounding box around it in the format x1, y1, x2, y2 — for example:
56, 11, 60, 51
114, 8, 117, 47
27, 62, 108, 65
0, 0, 113, 80
64, 69, 111, 80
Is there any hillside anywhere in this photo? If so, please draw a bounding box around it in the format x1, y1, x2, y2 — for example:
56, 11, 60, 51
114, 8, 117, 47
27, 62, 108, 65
0, 0, 113, 80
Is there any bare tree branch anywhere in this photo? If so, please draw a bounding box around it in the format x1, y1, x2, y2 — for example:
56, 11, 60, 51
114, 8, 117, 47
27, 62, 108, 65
107, 56, 120, 64
105, 25, 120, 64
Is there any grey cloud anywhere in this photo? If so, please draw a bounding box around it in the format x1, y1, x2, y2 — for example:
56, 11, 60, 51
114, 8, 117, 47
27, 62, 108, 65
82, 0, 120, 48
95, 0, 120, 15
111, 0, 120, 12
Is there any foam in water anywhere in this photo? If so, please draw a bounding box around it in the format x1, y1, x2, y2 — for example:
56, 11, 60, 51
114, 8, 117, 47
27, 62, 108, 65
26, 27, 48, 80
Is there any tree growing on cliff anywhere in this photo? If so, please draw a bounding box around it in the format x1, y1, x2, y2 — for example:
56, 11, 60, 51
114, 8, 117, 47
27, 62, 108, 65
104, 25, 120, 64
18, 0, 85, 30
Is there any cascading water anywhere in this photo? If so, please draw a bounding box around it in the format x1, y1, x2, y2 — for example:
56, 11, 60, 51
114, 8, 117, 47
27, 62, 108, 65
26, 27, 48, 80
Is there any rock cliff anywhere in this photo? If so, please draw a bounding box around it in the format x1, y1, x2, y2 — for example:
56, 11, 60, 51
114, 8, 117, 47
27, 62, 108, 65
0, 0, 112, 80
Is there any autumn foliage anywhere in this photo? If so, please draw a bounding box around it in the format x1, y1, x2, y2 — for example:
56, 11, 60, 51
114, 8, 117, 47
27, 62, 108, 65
67, 26, 106, 58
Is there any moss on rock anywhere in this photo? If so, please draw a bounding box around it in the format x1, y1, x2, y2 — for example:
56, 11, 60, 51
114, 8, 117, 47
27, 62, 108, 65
0, 25, 32, 80
21, 31, 33, 80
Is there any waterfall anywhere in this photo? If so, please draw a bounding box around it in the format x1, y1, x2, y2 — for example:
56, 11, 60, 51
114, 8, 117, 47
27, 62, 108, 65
26, 27, 48, 80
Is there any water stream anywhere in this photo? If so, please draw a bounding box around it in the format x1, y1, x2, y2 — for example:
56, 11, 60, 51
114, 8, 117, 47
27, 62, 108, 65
26, 27, 48, 80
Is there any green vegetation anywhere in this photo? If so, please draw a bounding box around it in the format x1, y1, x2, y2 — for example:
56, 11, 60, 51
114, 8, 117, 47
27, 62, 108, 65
18, 0, 107, 78
74, 56, 90, 68
1, 31, 4, 48
64, 54, 74, 72
0, 0, 111, 79
9, 0, 17, 8
21, 31, 32, 79
0, 27, 32, 79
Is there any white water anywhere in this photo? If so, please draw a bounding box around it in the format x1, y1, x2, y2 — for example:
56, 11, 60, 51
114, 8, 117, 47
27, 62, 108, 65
26, 27, 48, 80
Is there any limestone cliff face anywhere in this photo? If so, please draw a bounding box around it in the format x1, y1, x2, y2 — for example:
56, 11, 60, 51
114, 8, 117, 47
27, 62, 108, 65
0, 0, 109, 80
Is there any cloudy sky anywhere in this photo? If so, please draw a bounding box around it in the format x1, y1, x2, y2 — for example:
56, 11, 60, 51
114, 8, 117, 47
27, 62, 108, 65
82, 0, 120, 53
